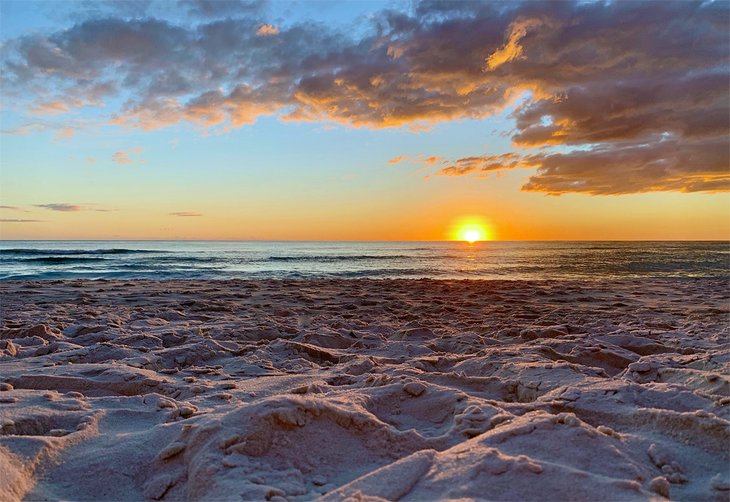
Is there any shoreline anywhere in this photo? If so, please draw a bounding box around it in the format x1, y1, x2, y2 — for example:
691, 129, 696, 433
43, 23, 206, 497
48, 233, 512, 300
2, 276, 728, 283
3, 241, 728, 283
1, 278, 728, 500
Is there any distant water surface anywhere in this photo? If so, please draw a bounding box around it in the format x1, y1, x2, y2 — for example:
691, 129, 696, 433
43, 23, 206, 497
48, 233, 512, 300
0, 241, 728, 280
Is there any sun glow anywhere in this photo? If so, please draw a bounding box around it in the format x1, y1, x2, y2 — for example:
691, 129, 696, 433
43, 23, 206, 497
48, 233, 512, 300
458, 225, 488, 243
463, 229, 481, 243
450, 216, 494, 243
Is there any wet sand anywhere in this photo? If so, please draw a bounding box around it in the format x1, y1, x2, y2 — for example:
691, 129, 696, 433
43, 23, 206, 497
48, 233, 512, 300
1, 279, 728, 501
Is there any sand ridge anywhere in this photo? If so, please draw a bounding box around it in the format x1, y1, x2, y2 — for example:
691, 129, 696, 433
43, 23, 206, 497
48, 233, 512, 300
0, 278, 728, 501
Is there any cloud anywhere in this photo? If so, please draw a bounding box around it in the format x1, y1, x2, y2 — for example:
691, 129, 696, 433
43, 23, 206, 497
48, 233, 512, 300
0, 205, 27, 211
388, 155, 408, 164
113, 148, 144, 164
422, 156, 442, 164
169, 211, 202, 216
35, 203, 83, 212
389, 155, 442, 166
520, 137, 730, 196
1, 123, 51, 136
485, 19, 542, 70
256, 24, 279, 36
34, 203, 115, 212
439, 153, 539, 177
29, 100, 72, 115
183, 0, 265, 18
1, 1, 727, 194
0, 219, 45, 223
54, 127, 75, 139
1, 121, 81, 139
438, 136, 729, 195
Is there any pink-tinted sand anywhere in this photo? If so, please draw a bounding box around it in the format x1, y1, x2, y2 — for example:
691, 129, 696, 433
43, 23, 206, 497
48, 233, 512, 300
1, 279, 728, 501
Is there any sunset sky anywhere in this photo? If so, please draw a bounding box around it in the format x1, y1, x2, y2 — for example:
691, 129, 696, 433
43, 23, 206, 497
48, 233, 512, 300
1, 0, 728, 241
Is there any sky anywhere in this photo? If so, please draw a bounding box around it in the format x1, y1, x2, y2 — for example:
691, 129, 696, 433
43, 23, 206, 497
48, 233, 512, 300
0, 0, 728, 241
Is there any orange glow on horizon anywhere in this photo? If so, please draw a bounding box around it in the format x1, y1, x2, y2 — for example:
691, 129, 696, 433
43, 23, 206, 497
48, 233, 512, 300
463, 229, 481, 243
450, 216, 495, 242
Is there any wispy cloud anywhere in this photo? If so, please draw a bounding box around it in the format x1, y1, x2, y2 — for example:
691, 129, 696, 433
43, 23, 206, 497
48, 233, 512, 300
55, 127, 75, 140
1, 123, 50, 136
169, 211, 203, 217
35, 203, 116, 212
1, 121, 80, 140
389, 155, 444, 167
35, 203, 83, 212
422, 156, 442, 165
0, 205, 28, 212
0, 219, 45, 223
388, 155, 408, 165
112, 147, 144, 164
439, 153, 537, 177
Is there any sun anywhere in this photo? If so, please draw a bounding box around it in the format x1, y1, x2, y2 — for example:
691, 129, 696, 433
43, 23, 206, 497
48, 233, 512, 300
456, 223, 489, 243
448, 216, 495, 243
463, 229, 481, 243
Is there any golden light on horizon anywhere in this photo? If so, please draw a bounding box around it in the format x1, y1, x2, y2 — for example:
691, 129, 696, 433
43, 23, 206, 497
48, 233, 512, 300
463, 229, 481, 243
457, 225, 488, 243
450, 216, 494, 243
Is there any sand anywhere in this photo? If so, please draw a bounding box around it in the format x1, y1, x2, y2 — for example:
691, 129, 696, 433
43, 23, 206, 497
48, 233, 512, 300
0, 278, 728, 501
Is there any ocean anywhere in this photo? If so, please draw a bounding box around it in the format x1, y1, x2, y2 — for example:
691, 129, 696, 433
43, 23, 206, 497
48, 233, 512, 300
1, 240, 728, 281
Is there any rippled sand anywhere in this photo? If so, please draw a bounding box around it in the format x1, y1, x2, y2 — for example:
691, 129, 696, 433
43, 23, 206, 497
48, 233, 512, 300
1, 279, 728, 501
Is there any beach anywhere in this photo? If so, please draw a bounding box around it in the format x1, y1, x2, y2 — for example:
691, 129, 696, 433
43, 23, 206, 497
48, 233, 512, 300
0, 278, 728, 501
2, 0, 728, 499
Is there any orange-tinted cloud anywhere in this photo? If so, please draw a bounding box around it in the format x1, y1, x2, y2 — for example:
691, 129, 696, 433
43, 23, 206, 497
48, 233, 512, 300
485, 19, 542, 70
30, 100, 72, 115
54, 127, 75, 139
438, 137, 729, 195
439, 153, 539, 177
2, 1, 727, 194
112, 148, 144, 164
521, 138, 730, 195
422, 156, 442, 164
256, 24, 279, 36
388, 155, 408, 164
389, 155, 443, 166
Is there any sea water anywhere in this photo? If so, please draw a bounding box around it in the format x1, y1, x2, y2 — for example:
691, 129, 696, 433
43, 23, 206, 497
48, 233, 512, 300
1, 240, 728, 280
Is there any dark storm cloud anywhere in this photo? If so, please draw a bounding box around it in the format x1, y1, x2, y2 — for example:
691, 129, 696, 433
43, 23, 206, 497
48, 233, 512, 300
2, 0, 727, 194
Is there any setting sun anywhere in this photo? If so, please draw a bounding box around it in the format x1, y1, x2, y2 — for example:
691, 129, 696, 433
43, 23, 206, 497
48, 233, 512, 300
464, 230, 480, 243
450, 216, 494, 243
458, 225, 488, 243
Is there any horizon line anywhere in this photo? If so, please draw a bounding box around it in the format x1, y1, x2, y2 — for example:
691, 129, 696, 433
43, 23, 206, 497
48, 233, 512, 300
1, 238, 728, 243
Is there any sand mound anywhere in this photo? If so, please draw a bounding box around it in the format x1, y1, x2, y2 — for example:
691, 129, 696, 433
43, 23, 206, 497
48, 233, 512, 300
0, 278, 728, 500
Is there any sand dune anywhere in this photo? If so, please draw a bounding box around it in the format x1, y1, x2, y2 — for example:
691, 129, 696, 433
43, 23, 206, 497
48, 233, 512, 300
0, 279, 728, 501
